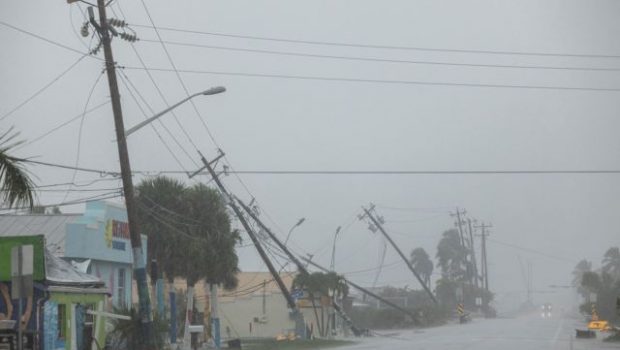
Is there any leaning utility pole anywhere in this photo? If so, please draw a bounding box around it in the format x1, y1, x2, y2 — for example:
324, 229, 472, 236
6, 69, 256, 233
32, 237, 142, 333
91, 2, 154, 347
235, 197, 361, 336
474, 222, 491, 293
302, 257, 421, 323
360, 205, 438, 304
450, 208, 467, 251
192, 151, 304, 339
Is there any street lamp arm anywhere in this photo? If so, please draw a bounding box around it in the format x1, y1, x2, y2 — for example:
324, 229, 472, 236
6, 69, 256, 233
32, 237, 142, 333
125, 86, 226, 137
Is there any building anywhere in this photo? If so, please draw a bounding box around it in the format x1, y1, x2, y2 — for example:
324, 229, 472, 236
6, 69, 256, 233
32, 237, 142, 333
158, 272, 331, 341
0, 200, 147, 308
0, 235, 109, 350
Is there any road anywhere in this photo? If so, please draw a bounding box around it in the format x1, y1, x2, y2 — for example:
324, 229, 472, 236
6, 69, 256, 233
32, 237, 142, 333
340, 313, 620, 350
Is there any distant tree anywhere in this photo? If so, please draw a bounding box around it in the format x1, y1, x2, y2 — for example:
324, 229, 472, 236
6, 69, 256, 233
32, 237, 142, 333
0, 129, 35, 209
572, 259, 592, 298
410, 247, 434, 287
602, 247, 620, 278
436, 229, 468, 281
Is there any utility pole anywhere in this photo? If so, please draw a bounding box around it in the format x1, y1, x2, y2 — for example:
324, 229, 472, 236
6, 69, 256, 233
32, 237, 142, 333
89, 2, 154, 348
235, 197, 361, 336
450, 208, 467, 248
302, 257, 421, 323
192, 151, 303, 340
474, 222, 491, 294
360, 204, 438, 304
467, 218, 479, 289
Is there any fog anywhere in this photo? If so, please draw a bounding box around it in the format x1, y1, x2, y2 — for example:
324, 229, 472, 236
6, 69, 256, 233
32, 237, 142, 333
2, 1, 620, 313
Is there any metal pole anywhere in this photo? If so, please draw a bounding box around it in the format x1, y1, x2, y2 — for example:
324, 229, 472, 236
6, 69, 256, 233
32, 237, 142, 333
17, 246, 22, 350
94, 1, 153, 347
363, 207, 438, 304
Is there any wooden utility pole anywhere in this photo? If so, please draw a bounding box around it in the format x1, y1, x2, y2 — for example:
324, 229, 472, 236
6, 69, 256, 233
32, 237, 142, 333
361, 205, 438, 304
235, 197, 361, 336
302, 257, 421, 323
194, 151, 303, 338
467, 218, 479, 289
450, 208, 467, 248
474, 222, 492, 293
91, 2, 154, 347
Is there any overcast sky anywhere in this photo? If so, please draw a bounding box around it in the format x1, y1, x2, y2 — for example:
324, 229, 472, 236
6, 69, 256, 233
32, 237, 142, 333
2, 1, 620, 312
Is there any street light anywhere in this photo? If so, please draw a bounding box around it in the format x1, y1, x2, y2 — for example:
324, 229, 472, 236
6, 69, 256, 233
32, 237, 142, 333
124, 86, 226, 137
284, 217, 306, 246
330, 226, 342, 271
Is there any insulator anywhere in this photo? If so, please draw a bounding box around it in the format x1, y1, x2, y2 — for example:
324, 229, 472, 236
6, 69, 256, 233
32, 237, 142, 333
120, 33, 139, 42
108, 18, 127, 28
80, 22, 89, 37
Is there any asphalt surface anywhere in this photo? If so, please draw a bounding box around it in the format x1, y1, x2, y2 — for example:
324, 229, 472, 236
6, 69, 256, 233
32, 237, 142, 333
340, 313, 620, 350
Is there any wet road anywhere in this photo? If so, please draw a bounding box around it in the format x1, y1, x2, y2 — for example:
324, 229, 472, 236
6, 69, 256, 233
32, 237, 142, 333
341, 313, 619, 350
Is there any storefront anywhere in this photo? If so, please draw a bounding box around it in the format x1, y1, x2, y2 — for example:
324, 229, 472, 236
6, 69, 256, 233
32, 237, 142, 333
0, 200, 148, 309
0, 235, 108, 350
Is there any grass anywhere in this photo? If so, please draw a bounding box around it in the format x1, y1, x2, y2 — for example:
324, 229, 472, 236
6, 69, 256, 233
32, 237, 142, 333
241, 338, 355, 350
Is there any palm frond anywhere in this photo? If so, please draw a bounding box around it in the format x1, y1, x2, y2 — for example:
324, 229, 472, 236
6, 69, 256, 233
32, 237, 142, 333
0, 128, 35, 209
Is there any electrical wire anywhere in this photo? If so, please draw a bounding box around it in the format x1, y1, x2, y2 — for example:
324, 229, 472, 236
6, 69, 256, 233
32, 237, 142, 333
0, 55, 89, 122
0, 20, 102, 60
121, 66, 620, 93
139, 38, 620, 72
128, 2, 203, 152
0, 191, 122, 212
60, 68, 106, 204
131, 23, 620, 60
117, 69, 193, 171
17, 100, 111, 150
21, 160, 620, 176
487, 238, 577, 263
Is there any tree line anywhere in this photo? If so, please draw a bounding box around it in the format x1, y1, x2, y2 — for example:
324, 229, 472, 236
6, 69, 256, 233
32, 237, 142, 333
573, 247, 620, 322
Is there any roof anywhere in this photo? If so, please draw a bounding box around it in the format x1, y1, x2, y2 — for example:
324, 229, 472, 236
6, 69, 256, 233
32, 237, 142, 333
0, 214, 79, 255
45, 249, 105, 288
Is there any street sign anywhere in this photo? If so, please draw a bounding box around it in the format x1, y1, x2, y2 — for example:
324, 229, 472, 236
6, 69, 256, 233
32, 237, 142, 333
457, 303, 464, 315
11, 245, 33, 298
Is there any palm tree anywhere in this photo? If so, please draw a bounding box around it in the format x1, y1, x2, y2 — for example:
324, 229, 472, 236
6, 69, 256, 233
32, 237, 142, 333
410, 247, 434, 287
602, 247, 620, 278
436, 229, 468, 281
0, 129, 34, 209
572, 259, 591, 298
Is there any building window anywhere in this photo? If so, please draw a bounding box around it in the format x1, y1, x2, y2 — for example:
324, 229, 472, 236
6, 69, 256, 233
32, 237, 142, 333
118, 268, 126, 307
57, 304, 66, 339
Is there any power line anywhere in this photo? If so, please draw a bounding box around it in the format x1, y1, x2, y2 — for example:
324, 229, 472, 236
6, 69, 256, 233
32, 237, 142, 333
17, 100, 110, 150
131, 23, 620, 60
21, 160, 620, 176
121, 66, 620, 93
61, 69, 106, 204
0, 55, 89, 122
487, 237, 577, 263
139, 38, 620, 73
135, 1, 204, 151
117, 69, 193, 171
0, 20, 102, 60
0, 191, 122, 212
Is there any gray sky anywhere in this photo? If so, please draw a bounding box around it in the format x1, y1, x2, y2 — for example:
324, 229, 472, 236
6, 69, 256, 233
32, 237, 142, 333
2, 0, 620, 311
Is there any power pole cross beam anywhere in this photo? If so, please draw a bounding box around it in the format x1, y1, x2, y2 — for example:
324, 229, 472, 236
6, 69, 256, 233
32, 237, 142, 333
360, 205, 438, 304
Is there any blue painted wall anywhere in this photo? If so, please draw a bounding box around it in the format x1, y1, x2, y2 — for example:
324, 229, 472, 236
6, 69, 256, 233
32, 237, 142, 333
64, 201, 147, 308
